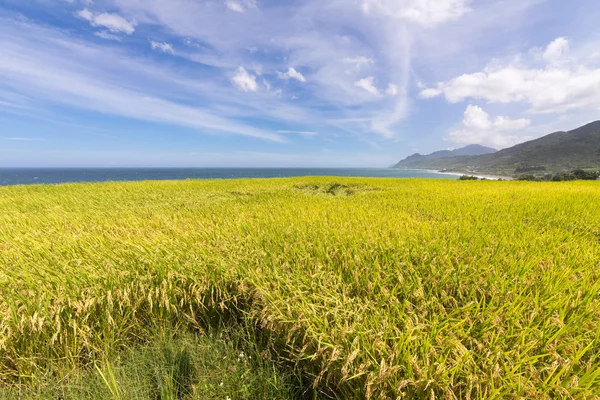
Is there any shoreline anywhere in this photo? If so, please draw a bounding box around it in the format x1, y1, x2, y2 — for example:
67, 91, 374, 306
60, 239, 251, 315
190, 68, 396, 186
457, 171, 514, 180
401, 168, 514, 181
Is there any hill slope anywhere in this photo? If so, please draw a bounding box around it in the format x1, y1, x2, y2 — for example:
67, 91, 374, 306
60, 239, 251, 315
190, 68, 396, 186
393, 144, 497, 169
393, 120, 600, 176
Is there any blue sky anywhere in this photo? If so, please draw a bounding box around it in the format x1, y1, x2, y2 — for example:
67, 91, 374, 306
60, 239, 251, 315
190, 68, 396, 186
1, 0, 600, 167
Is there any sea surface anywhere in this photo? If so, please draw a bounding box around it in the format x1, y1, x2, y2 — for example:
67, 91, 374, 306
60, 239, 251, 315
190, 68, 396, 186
0, 168, 459, 186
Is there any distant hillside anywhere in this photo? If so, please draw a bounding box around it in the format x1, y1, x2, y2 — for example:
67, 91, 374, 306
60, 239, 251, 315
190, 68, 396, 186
393, 121, 600, 176
393, 144, 497, 169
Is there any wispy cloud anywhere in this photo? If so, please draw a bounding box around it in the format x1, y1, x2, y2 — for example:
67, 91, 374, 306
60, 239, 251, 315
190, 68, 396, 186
276, 130, 318, 136
107, 0, 429, 136
2, 0, 583, 164
94, 31, 122, 41
0, 18, 283, 142
76, 8, 136, 35
360, 0, 472, 27
225, 0, 257, 13
1, 137, 45, 141
343, 57, 374, 68
278, 67, 307, 83
150, 41, 174, 53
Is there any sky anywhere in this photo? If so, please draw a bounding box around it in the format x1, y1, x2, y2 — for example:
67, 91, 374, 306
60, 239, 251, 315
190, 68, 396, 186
1, 0, 600, 167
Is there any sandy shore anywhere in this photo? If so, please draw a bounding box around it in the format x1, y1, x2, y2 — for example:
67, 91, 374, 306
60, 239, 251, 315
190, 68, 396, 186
411, 169, 514, 180
460, 172, 514, 180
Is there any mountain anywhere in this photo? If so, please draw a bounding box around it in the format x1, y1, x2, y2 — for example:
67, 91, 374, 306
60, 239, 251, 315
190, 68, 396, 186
393, 144, 497, 169
392, 120, 600, 176
441, 144, 499, 157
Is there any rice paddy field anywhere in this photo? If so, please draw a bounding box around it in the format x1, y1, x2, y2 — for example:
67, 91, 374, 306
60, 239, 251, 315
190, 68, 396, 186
0, 177, 599, 399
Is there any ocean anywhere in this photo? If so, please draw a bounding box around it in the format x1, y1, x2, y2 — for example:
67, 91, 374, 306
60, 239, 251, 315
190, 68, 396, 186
0, 168, 459, 186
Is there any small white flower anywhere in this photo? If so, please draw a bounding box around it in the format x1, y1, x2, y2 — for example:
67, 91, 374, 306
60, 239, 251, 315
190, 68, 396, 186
219, 382, 223, 387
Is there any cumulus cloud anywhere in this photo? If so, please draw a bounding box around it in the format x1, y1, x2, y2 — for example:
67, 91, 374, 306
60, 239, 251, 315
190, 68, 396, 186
225, 0, 257, 13
355, 77, 380, 95
447, 105, 531, 148
419, 38, 600, 114
462, 105, 530, 131
361, 0, 472, 27
76, 8, 136, 35
543, 37, 569, 64
151, 41, 174, 53
278, 67, 307, 83
231, 67, 258, 92
419, 87, 442, 98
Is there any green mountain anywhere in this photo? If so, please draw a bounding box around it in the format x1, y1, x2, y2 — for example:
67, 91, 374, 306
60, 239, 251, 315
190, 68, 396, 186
393, 121, 600, 176
393, 144, 497, 169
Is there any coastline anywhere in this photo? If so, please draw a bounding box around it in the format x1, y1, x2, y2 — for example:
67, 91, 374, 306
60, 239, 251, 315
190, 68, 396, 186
0, 167, 458, 186
400, 168, 514, 181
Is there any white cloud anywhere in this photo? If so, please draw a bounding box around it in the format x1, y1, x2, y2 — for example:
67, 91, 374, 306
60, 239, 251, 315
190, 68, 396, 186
225, 0, 257, 13
342, 57, 374, 68
76, 8, 93, 20
543, 37, 569, 64
276, 130, 318, 136
419, 87, 442, 98
183, 38, 202, 48
361, 0, 472, 27
462, 104, 530, 131
76, 8, 136, 35
447, 105, 531, 148
0, 19, 285, 142
261, 79, 283, 96
108, 0, 457, 138
278, 67, 307, 83
151, 41, 174, 53
231, 67, 258, 92
420, 38, 600, 114
1, 137, 45, 141
404, 0, 472, 26
250, 64, 263, 76
385, 83, 398, 96
94, 31, 121, 41
354, 77, 380, 96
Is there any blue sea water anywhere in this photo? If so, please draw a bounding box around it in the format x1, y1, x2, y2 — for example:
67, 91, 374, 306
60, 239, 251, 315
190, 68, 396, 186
0, 168, 459, 186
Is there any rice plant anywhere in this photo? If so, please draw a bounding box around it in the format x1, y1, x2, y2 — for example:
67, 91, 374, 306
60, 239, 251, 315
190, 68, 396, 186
0, 178, 599, 398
